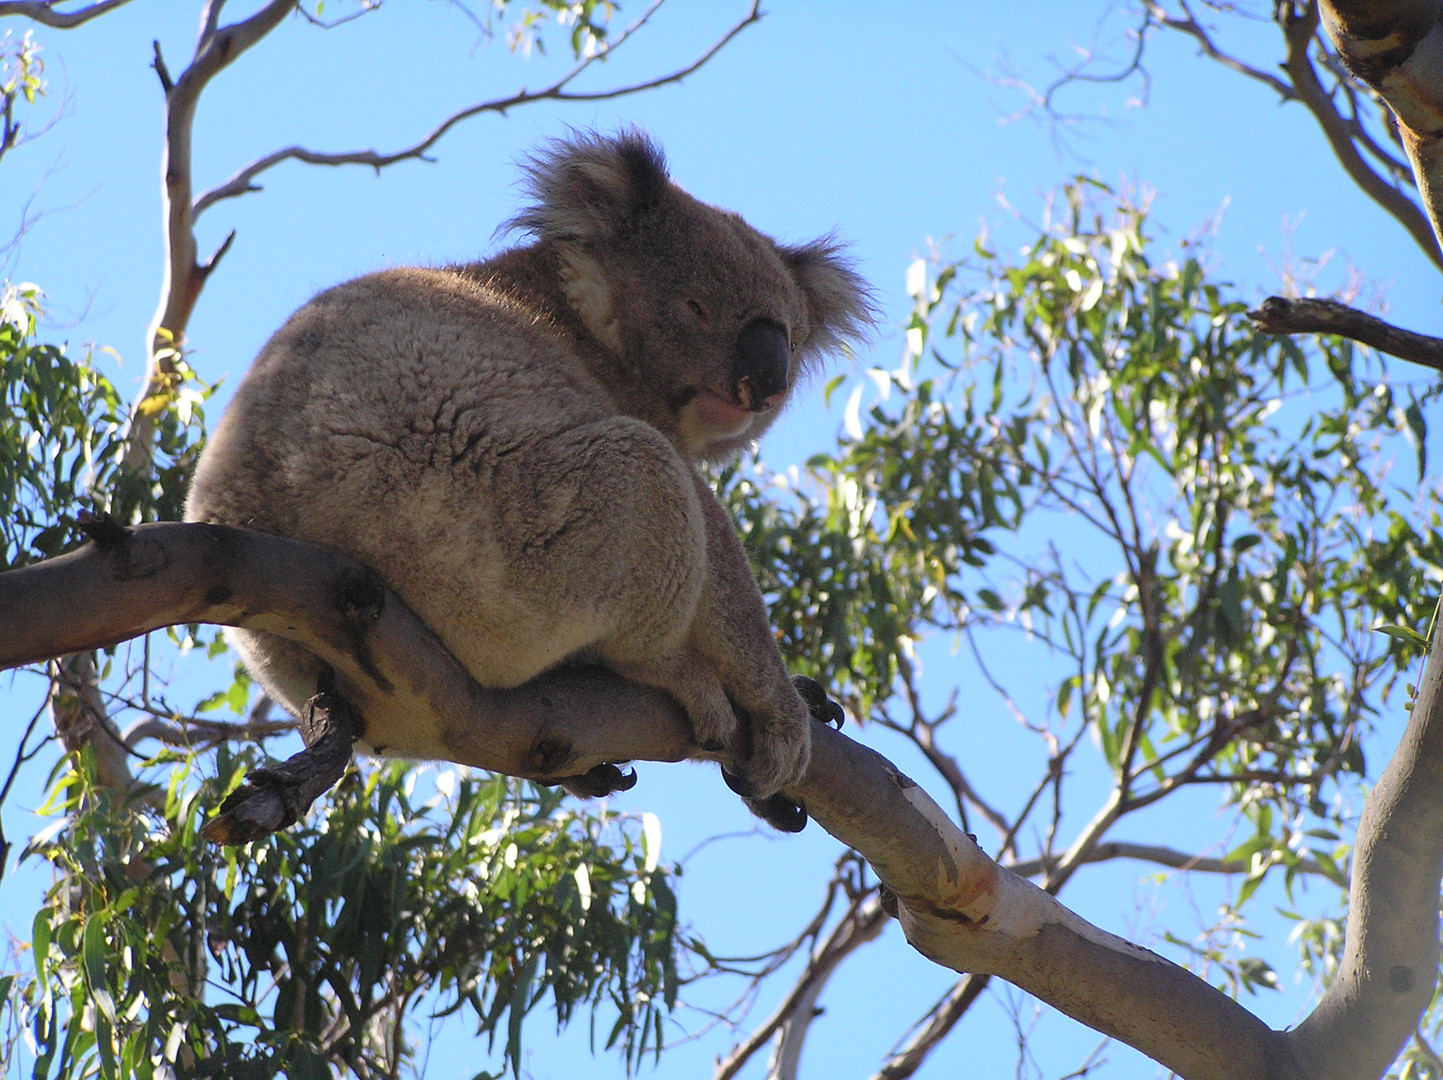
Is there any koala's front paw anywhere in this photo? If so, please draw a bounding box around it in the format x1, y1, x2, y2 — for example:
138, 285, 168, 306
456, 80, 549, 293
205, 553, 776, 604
737, 699, 811, 801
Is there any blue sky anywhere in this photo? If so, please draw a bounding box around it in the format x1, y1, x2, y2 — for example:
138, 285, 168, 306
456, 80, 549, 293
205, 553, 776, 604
2, 2, 1439, 1078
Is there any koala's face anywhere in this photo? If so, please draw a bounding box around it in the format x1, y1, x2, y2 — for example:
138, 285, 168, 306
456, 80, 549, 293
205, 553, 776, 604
513, 131, 873, 463
602, 191, 822, 460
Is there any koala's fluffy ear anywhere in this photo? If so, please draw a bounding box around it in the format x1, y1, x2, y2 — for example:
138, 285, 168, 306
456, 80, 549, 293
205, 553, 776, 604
508, 129, 672, 243
781, 238, 877, 363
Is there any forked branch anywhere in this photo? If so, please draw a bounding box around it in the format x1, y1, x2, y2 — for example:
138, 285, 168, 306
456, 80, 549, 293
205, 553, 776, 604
191, 0, 764, 217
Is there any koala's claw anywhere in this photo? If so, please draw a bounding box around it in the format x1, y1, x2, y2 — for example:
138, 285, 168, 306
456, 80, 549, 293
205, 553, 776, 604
722, 767, 808, 832
560, 763, 638, 798
754, 793, 808, 833
792, 674, 845, 729
720, 765, 755, 798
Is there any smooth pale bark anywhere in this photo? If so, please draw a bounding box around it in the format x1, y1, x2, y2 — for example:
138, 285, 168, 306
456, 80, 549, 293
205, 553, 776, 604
3, 521, 1439, 1080
1291, 610, 1443, 1078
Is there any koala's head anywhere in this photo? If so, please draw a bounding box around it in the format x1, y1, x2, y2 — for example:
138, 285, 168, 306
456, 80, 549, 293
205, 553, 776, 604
509, 130, 874, 462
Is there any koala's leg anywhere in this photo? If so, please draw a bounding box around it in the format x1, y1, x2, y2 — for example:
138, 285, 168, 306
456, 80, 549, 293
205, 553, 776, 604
674, 471, 813, 798
526, 420, 808, 798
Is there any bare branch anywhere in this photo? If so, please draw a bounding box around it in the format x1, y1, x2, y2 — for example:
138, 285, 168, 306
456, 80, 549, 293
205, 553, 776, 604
1146, 0, 1296, 100
0, 694, 50, 881
128, 0, 297, 476
193, 0, 764, 217
714, 893, 888, 1080
0, 0, 132, 28
1147, 1, 1442, 268
869, 975, 989, 1080
120, 711, 295, 749
1248, 295, 1443, 373
1006, 839, 1327, 879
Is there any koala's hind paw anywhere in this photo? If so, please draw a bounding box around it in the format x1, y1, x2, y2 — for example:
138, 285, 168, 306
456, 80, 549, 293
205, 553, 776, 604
792, 675, 845, 729
559, 763, 638, 798
722, 768, 808, 833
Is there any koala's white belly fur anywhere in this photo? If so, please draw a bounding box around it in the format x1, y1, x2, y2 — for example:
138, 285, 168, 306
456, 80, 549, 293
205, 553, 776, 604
188, 267, 706, 757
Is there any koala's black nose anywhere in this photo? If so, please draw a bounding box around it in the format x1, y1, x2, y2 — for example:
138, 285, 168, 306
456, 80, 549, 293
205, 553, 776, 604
733, 318, 791, 409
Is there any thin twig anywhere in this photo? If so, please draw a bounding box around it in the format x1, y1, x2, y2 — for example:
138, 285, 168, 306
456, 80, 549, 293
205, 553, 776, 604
0, 0, 132, 28
1006, 839, 1326, 879
192, 0, 764, 217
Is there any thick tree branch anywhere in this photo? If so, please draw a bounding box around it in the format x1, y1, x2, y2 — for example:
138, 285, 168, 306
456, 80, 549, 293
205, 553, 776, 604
1318, 0, 1443, 265
0, 521, 1366, 1079
0, 522, 699, 780
0, 0, 132, 27
191, 0, 763, 217
1248, 295, 1443, 372
1290, 609, 1443, 1079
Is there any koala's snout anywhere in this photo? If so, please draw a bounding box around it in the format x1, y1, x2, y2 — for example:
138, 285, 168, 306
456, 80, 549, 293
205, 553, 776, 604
733, 318, 791, 411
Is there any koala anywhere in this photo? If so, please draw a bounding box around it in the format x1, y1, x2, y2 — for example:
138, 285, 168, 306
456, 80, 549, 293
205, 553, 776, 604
185, 130, 871, 827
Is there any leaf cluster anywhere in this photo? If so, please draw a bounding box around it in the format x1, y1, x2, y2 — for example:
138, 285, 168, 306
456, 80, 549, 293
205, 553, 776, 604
6, 750, 678, 1079
0, 285, 211, 570
719, 181, 1442, 1004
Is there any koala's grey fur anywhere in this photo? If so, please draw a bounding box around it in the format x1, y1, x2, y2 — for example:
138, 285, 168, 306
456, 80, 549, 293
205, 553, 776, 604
186, 130, 871, 812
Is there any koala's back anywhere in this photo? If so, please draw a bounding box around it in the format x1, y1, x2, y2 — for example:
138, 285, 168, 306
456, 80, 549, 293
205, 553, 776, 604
187, 263, 690, 723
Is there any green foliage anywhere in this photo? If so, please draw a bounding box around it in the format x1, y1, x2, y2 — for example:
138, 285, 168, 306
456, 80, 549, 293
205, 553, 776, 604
7, 160, 1442, 1075
2, 280, 685, 1077
7, 750, 677, 1079
0, 284, 211, 569
1, 29, 44, 111
723, 181, 1441, 1003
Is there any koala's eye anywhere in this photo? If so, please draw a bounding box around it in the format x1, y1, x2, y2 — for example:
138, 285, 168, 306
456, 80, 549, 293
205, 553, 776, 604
686, 299, 708, 323
789, 340, 797, 353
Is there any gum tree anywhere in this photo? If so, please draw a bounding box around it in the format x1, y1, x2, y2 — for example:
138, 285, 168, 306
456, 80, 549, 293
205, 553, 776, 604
3, 2, 1443, 1079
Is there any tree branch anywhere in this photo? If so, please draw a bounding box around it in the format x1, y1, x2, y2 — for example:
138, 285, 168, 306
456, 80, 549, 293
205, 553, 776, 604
0, 521, 1354, 1079
128, 0, 298, 475
1147, 0, 1297, 101
0, 522, 699, 780
1248, 295, 1443, 373
870, 974, 990, 1080
714, 894, 888, 1080
191, 0, 764, 218
1006, 839, 1327, 879
1290, 607, 1443, 1079
0, 0, 132, 28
